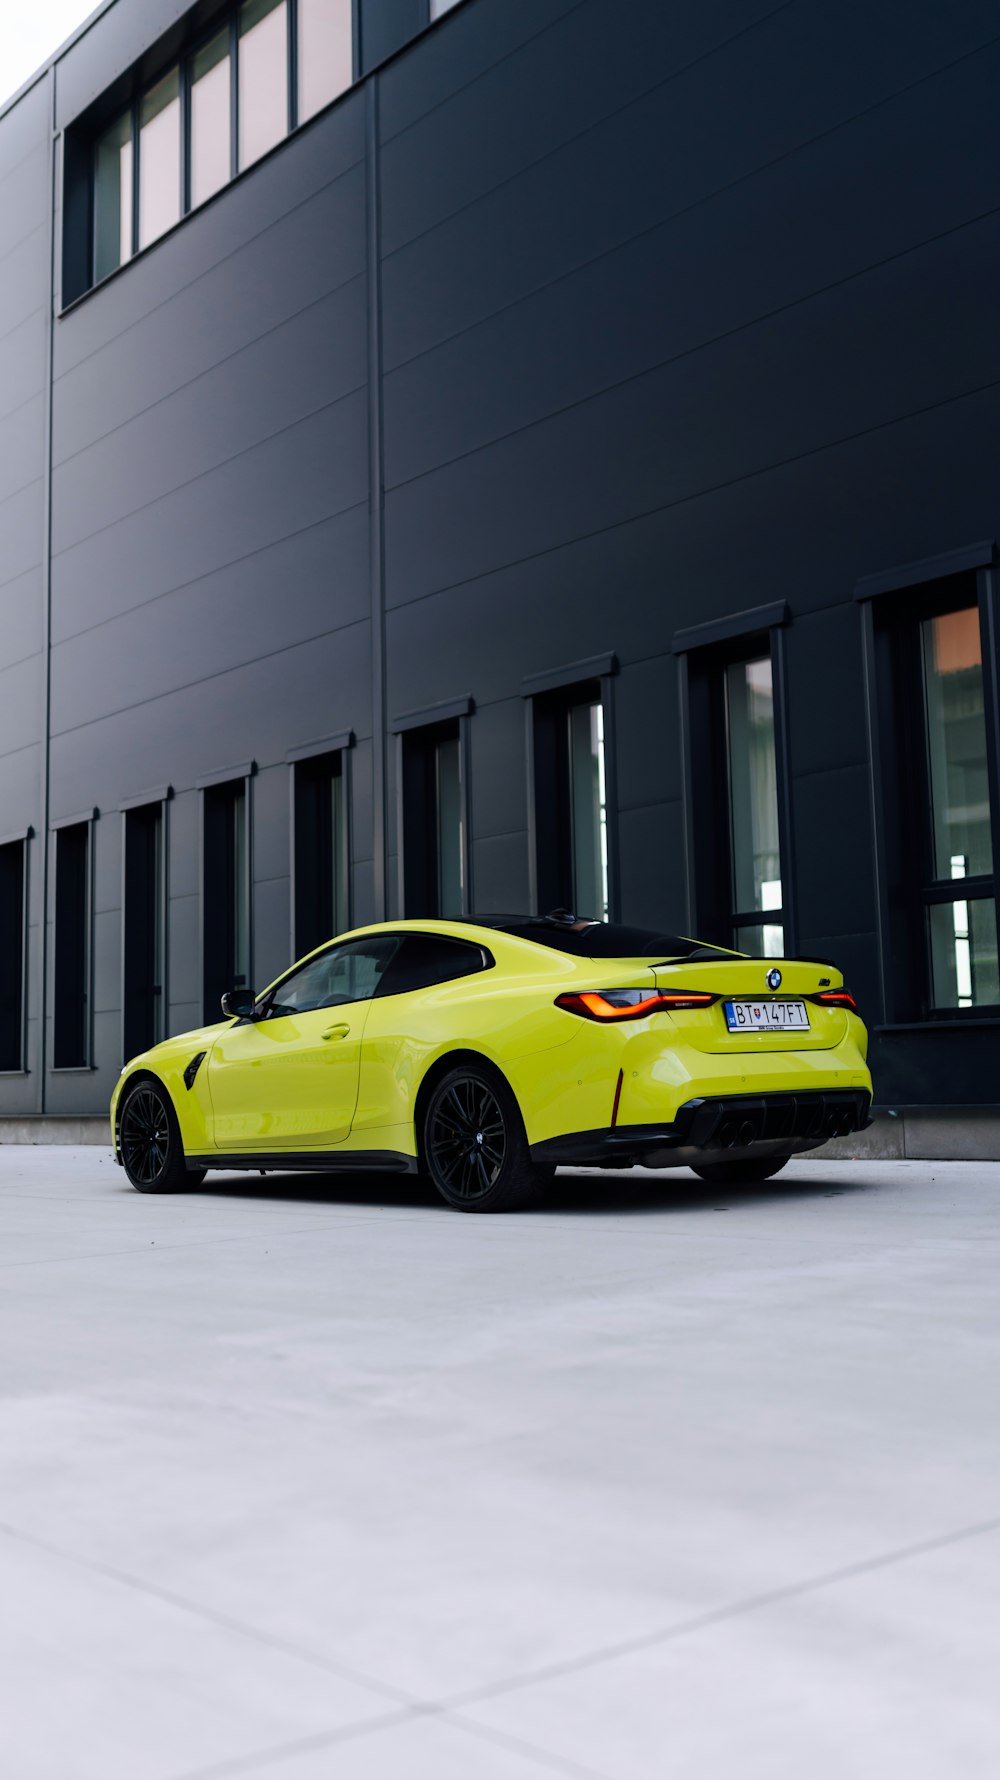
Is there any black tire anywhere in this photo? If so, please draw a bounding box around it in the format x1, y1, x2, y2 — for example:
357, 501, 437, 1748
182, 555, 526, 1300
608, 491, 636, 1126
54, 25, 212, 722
422, 1062, 546, 1213
119, 1075, 195, 1193
690, 1155, 791, 1186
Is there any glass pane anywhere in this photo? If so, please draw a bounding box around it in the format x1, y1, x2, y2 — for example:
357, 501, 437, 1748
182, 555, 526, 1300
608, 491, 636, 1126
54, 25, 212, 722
929, 897, 999, 1009
232, 788, 249, 987
922, 607, 993, 881
735, 922, 784, 959
138, 68, 181, 250
298, 0, 353, 122
727, 656, 782, 918
268, 939, 399, 1015
569, 700, 609, 922
430, 0, 463, 15
239, 0, 288, 168
191, 32, 231, 207
94, 111, 132, 280
436, 734, 463, 919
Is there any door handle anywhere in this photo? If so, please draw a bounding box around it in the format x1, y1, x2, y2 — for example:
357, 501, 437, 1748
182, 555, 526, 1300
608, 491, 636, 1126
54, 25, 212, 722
322, 1024, 351, 1041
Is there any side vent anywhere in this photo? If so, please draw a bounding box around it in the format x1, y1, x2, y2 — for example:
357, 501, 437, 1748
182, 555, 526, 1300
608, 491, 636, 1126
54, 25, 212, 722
183, 1051, 207, 1091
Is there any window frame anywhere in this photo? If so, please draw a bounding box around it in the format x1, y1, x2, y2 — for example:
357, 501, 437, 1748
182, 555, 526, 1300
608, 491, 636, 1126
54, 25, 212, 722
859, 552, 1000, 1024
288, 733, 353, 958
674, 606, 795, 958
120, 793, 170, 1064
523, 655, 619, 923
51, 811, 97, 1073
199, 766, 255, 1024
392, 698, 473, 920
0, 828, 31, 1076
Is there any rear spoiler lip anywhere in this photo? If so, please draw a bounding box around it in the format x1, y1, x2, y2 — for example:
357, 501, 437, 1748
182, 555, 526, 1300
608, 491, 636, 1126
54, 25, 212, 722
653, 953, 843, 969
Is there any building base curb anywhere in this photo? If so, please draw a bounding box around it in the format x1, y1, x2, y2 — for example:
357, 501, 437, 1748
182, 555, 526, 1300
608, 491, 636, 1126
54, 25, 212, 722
0, 1118, 110, 1146
806, 1108, 1000, 1163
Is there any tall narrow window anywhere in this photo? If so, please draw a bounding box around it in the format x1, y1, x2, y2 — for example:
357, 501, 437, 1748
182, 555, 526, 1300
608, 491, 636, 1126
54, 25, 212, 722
726, 656, 784, 955
293, 750, 348, 956
239, 0, 289, 168
123, 804, 165, 1061
94, 111, 133, 280
138, 68, 181, 250
0, 839, 26, 1072
203, 780, 250, 1019
533, 685, 610, 921
191, 31, 232, 207
922, 607, 997, 1008
298, 0, 353, 121
401, 721, 465, 919
54, 822, 91, 1070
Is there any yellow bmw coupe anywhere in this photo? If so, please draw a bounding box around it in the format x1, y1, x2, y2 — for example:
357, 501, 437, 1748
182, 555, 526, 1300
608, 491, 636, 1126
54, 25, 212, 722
111, 913, 872, 1211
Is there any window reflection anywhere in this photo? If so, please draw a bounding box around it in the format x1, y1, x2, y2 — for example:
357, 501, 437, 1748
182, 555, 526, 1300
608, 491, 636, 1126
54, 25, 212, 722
298, 0, 353, 121
727, 656, 783, 950
138, 68, 181, 250
239, 0, 288, 169
191, 32, 231, 207
94, 111, 133, 280
569, 700, 609, 923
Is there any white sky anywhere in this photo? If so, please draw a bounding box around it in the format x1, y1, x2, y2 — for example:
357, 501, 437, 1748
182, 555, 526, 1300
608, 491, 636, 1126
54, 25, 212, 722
0, 1, 101, 109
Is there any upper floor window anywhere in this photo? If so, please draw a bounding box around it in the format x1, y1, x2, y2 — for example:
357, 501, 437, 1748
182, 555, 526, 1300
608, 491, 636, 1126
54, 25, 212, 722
80, 0, 357, 293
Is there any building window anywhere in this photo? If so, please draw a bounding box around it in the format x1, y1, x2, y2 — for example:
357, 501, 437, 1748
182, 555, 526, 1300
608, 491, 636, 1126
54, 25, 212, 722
190, 31, 232, 208
203, 779, 250, 1019
726, 655, 784, 956
93, 110, 133, 281
123, 803, 166, 1061
921, 607, 997, 1008
54, 822, 91, 1070
0, 838, 27, 1072
293, 750, 349, 957
239, 0, 288, 169
532, 684, 610, 921
138, 68, 181, 249
80, 0, 359, 295
430, 0, 464, 16
298, 0, 353, 121
400, 720, 466, 919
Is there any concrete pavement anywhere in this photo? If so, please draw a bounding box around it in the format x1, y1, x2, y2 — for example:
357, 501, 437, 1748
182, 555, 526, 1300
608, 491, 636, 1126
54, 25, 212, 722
2, 1147, 999, 1779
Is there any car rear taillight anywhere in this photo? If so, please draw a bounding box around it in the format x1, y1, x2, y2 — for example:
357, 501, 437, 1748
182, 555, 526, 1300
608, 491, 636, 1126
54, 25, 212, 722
555, 989, 718, 1021
809, 989, 859, 1014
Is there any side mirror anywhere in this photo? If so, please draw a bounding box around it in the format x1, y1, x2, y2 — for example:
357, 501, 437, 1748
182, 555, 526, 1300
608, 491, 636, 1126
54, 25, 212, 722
221, 988, 256, 1019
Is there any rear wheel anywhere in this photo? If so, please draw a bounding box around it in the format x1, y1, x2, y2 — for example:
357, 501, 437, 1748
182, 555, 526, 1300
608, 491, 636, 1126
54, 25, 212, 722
422, 1064, 545, 1213
690, 1155, 791, 1186
119, 1076, 198, 1193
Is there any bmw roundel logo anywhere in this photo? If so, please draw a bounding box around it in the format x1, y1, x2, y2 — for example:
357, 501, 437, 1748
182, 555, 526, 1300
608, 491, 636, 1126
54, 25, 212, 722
766, 968, 782, 990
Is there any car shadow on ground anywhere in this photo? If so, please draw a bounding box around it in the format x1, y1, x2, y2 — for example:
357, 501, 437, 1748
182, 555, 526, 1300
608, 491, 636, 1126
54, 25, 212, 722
183, 1165, 869, 1217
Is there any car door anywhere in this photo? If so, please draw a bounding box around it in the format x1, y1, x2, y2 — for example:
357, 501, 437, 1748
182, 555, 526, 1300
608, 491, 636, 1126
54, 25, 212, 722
205, 936, 401, 1151
352, 934, 492, 1138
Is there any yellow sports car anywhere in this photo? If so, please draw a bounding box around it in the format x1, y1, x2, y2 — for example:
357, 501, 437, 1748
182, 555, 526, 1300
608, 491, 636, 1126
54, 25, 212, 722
111, 913, 872, 1211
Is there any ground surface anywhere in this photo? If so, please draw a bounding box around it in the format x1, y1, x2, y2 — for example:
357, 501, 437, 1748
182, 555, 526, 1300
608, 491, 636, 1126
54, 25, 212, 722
2, 1148, 999, 1780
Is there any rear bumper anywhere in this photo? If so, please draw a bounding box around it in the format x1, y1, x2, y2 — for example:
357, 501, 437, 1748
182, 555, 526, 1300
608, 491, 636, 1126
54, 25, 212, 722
530, 1088, 872, 1170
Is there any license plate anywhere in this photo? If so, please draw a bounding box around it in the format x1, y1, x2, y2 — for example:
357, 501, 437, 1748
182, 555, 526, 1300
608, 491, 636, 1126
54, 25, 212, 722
724, 999, 810, 1032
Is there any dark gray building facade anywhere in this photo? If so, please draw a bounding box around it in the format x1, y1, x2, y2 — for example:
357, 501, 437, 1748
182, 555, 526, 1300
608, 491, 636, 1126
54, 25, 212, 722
1, 0, 999, 1147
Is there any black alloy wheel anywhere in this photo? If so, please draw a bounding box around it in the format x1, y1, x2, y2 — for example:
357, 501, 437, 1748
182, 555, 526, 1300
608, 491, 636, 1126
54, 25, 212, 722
690, 1155, 791, 1186
423, 1064, 547, 1213
119, 1077, 193, 1193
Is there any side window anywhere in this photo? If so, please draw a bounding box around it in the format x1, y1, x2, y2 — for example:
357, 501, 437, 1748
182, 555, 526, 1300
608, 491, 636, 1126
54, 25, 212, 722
377, 934, 489, 996
263, 937, 400, 1017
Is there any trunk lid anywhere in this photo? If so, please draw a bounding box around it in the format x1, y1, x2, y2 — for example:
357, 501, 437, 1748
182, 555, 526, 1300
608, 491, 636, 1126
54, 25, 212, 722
651, 956, 849, 1054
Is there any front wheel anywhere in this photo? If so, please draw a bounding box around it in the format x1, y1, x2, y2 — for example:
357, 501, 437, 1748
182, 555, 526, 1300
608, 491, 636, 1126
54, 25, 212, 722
422, 1064, 546, 1213
119, 1076, 193, 1193
690, 1155, 791, 1186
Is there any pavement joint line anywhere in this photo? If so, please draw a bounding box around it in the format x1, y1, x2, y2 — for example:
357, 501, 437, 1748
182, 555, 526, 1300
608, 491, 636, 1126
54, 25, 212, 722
440, 1513, 1000, 1712
167, 1696, 611, 1780
0, 1519, 413, 1709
